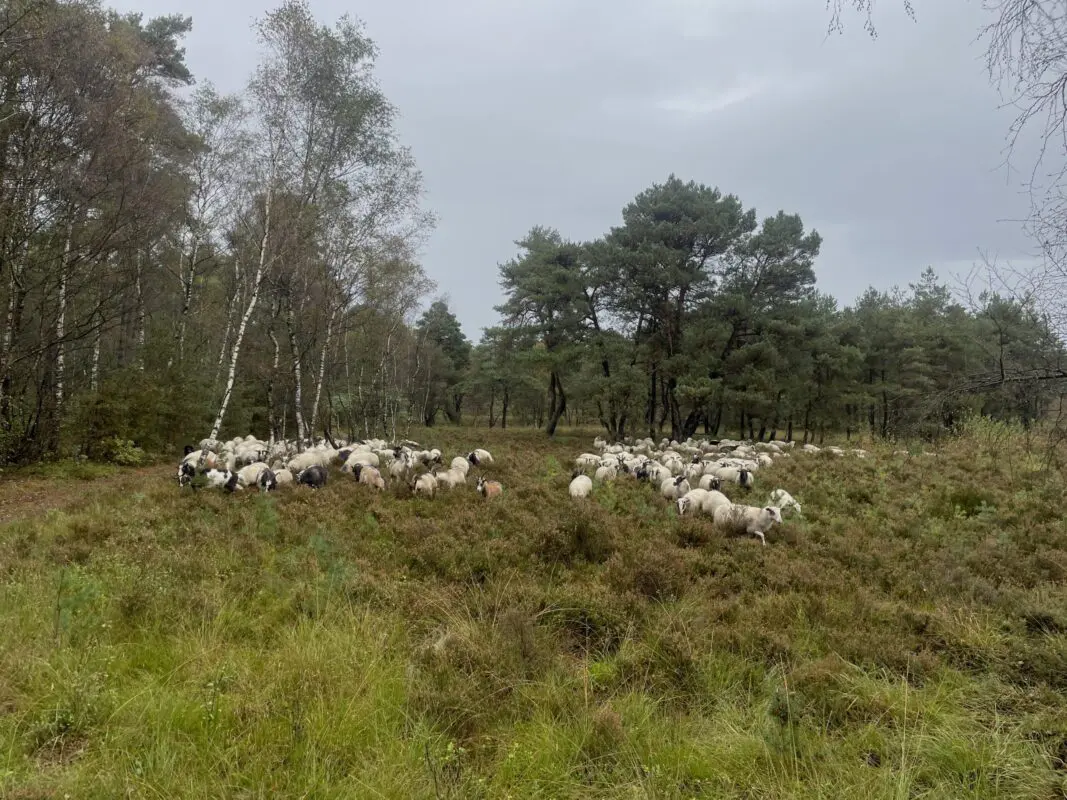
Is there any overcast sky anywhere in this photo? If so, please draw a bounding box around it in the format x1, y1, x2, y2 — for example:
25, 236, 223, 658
121, 0, 1040, 339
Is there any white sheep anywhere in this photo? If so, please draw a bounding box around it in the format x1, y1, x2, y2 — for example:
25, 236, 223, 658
411, 472, 438, 498
352, 464, 386, 491
660, 475, 691, 500
450, 456, 471, 476
677, 488, 731, 516
697, 474, 722, 491
767, 488, 801, 516
388, 451, 412, 480
569, 472, 593, 499
433, 466, 467, 489
575, 453, 601, 469
288, 449, 329, 474
237, 461, 270, 488
594, 465, 617, 483
343, 450, 379, 472
468, 448, 494, 466
274, 468, 294, 486
712, 504, 783, 546
715, 466, 754, 490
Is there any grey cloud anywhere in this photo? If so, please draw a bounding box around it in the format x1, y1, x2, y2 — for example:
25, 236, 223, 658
119, 0, 1038, 337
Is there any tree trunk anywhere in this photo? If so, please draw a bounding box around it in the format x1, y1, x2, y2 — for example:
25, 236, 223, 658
173, 234, 200, 368
501, 385, 509, 429
646, 364, 657, 440
55, 223, 72, 415
135, 250, 146, 371
309, 306, 337, 441
546, 370, 567, 436
284, 291, 307, 449
266, 312, 281, 445
207, 185, 273, 446
215, 255, 241, 388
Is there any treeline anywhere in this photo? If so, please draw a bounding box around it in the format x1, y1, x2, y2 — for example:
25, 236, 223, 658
423, 177, 1065, 443
0, 0, 438, 463
1, 2, 1061, 464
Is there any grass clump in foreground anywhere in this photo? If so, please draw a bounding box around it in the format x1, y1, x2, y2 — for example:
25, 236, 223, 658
1, 424, 1066, 798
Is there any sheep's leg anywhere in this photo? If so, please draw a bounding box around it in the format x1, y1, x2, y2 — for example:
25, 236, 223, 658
754, 531, 766, 546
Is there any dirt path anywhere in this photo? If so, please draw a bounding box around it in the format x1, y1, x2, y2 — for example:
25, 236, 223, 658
0, 464, 167, 527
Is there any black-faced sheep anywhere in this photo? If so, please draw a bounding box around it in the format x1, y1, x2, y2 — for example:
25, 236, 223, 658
297, 465, 328, 489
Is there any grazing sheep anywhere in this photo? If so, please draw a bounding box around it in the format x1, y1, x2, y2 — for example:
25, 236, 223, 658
712, 504, 783, 546
575, 453, 601, 470
660, 475, 691, 500
204, 468, 241, 492
388, 451, 411, 480
716, 466, 754, 490
352, 464, 386, 491
697, 474, 722, 491
569, 471, 593, 499
237, 461, 270, 488
274, 468, 294, 487
343, 450, 379, 472
594, 465, 617, 482
450, 456, 471, 476
676, 488, 708, 516
287, 448, 334, 474
297, 465, 328, 489
677, 488, 730, 516
177, 460, 196, 486
468, 448, 494, 467
433, 466, 467, 489
767, 488, 801, 516
257, 468, 278, 492
477, 476, 503, 498
182, 448, 218, 471
411, 472, 438, 498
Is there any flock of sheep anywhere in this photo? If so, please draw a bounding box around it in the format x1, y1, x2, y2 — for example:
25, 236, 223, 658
566, 436, 870, 545
177, 435, 503, 498
177, 432, 885, 547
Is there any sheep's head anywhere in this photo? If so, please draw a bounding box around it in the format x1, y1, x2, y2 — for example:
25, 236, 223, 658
676, 496, 689, 515
352, 464, 363, 481
673, 474, 687, 486
468, 451, 479, 465
763, 506, 783, 524
183, 444, 195, 456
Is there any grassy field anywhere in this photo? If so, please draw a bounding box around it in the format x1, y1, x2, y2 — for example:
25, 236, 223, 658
1, 421, 1066, 798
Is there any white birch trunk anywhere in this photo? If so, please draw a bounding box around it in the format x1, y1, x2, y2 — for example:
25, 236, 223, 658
214, 254, 241, 386
208, 185, 272, 443
135, 250, 146, 371
308, 306, 336, 440
55, 223, 73, 411
172, 233, 199, 368
285, 293, 307, 449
